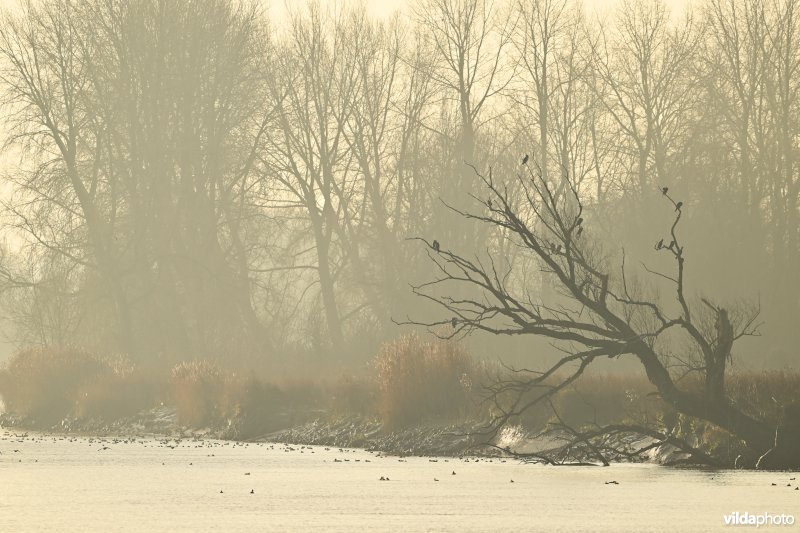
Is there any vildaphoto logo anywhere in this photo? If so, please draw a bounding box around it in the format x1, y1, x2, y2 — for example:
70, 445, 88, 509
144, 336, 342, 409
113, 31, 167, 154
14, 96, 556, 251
723, 512, 796, 527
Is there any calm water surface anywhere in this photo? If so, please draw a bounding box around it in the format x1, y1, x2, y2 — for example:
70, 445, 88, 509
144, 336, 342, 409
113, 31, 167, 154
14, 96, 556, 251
1, 429, 798, 532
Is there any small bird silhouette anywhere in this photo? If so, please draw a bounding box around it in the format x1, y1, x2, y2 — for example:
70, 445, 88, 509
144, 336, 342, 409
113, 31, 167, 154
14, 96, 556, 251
452, 471, 456, 475
487, 198, 493, 208
522, 154, 529, 165
576, 217, 583, 225
434, 478, 439, 482
656, 238, 664, 250
661, 186, 668, 195
432, 240, 440, 252
675, 201, 683, 211
250, 489, 254, 494
451, 317, 458, 328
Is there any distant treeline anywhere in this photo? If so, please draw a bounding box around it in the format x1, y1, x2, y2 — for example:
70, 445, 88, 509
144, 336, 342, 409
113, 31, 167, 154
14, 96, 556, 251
0, 0, 796, 367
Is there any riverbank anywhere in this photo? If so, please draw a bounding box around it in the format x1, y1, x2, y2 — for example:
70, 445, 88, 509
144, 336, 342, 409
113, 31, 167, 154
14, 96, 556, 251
0, 407, 491, 457
2, 344, 799, 466
0, 405, 672, 464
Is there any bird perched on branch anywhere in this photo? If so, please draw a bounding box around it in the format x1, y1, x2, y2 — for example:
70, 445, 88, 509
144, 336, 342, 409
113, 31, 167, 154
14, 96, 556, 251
487, 198, 492, 209
661, 186, 669, 195
656, 238, 664, 250
522, 154, 529, 165
675, 201, 683, 211
432, 240, 440, 252
451, 317, 458, 328
576, 217, 583, 226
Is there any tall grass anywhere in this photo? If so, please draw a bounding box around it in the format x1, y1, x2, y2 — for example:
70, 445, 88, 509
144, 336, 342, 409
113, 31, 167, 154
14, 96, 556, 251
1, 340, 798, 444
170, 360, 226, 427
726, 370, 800, 424
75, 370, 166, 421
330, 374, 375, 416
551, 374, 664, 428
0, 347, 121, 424
373, 333, 475, 428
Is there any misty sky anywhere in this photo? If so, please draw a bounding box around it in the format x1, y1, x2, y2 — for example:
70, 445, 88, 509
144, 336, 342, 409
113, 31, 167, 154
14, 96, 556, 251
267, 0, 691, 21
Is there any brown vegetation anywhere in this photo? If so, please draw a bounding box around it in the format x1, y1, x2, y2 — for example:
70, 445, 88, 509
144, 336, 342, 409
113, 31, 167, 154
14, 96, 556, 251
0, 347, 120, 424
75, 371, 166, 421
1, 342, 799, 466
169, 360, 226, 427
373, 334, 477, 429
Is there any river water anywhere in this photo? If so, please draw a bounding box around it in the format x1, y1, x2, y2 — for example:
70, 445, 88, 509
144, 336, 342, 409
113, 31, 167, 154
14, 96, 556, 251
1, 429, 798, 532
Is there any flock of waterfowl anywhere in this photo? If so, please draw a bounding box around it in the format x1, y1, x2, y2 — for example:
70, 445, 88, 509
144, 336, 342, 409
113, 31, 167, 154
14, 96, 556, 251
1, 431, 576, 488
770, 477, 799, 490
2, 430, 798, 494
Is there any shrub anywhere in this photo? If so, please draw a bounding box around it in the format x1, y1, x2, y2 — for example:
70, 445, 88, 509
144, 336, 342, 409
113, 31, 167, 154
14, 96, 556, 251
551, 374, 663, 428
373, 333, 475, 428
75, 370, 167, 421
330, 374, 376, 416
487, 371, 674, 433
170, 360, 226, 427
277, 377, 329, 411
727, 370, 800, 424
513, 370, 800, 451
219, 373, 289, 439
0, 347, 118, 425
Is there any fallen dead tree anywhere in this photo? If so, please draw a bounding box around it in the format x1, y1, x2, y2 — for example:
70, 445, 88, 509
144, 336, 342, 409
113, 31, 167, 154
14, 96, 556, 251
405, 162, 799, 469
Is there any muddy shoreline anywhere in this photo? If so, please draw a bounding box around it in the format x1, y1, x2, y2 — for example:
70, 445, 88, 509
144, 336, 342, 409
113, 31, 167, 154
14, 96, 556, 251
3, 405, 698, 465
0, 407, 490, 457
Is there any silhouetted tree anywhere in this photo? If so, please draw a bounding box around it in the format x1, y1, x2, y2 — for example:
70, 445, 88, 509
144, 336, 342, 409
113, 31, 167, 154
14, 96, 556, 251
406, 163, 798, 468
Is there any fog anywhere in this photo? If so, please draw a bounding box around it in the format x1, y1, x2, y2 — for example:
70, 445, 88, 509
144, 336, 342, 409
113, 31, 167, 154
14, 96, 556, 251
1, 3, 800, 533
0, 0, 794, 371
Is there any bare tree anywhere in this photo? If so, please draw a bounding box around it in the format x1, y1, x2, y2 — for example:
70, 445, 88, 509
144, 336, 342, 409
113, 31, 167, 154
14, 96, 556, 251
0, 0, 797, 386
591, 0, 699, 193
0, 0, 131, 350
0, 0, 268, 362
259, 2, 360, 352
412, 0, 515, 257
703, 0, 800, 354
405, 162, 797, 467
510, 0, 586, 193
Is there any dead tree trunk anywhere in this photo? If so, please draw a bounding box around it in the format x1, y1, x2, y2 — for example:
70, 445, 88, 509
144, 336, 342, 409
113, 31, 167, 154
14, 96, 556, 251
405, 165, 792, 468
